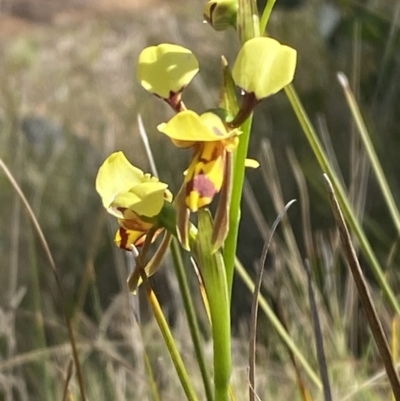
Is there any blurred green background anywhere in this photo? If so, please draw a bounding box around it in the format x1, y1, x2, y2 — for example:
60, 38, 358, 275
1, 0, 400, 399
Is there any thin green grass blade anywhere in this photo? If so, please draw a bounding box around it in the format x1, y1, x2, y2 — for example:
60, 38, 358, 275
284, 84, 400, 315
338, 72, 400, 238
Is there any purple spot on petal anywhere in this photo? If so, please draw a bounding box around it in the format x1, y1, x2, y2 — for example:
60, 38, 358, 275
186, 173, 217, 198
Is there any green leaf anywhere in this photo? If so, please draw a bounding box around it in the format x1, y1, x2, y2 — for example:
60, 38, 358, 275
137, 44, 199, 99
232, 37, 297, 100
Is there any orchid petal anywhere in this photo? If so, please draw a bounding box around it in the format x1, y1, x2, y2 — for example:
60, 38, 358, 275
96, 151, 144, 209
232, 37, 297, 100
96, 152, 169, 218
185, 142, 225, 211
158, 110, 231, 143
138, 44, 199, 99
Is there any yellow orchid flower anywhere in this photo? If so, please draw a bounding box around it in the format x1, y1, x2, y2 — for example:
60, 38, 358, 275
95, 151, 173, 250
158, 110, 240, 212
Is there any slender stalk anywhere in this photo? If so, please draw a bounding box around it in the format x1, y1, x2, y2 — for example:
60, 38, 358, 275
225, 0, 259, 296
145, 282, 200, 401
284, 84, 400, 315
224, 115, 253, 298
259, 0, 277, 35
170, 238, 213, 401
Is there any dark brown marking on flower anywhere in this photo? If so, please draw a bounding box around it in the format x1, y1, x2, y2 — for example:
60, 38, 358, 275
118, 228, 131, 251
196, 143, 224, 163
167, 90, 184, 112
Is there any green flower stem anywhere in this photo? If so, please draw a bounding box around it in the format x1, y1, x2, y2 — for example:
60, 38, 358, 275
237, 0, 260, 43
338, 72, 400, 238
235, 258, 323, 389
223, 115, 253, 298
144, 278, 200, 401
284, 83, 400, 315
259, 0, 277, 35
170, 237, 214, 401
196, 210, 232, 401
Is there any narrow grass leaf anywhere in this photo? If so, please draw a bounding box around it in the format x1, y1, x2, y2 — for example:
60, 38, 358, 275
338, 72, 400, 238
284, 83, 400, 316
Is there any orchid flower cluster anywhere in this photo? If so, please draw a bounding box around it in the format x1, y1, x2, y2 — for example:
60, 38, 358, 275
95, 1, 297, 290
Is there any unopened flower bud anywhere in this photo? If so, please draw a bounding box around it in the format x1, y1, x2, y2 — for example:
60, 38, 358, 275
204, 0, 238, 31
